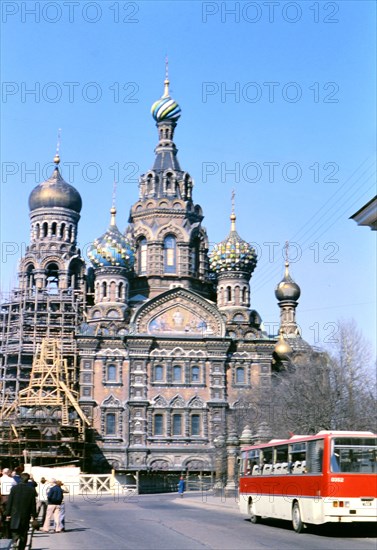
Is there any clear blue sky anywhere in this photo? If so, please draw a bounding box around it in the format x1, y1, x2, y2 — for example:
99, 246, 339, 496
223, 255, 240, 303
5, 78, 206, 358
1, 1, 376, 352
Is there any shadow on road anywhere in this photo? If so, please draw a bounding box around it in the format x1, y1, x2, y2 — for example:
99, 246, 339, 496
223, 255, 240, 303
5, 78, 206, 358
243, 517, 377, 538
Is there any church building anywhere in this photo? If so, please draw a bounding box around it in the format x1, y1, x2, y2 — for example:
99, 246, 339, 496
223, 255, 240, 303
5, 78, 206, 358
0, 73, 310, 488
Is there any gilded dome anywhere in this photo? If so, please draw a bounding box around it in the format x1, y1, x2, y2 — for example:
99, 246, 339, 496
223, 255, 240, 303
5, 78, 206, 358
275, 262, 301, 301
29, 164, 82, 213
88, 207, 135, 270
151, 75, 181, 122
209, 213, 257, 274
274, 330, 293, 359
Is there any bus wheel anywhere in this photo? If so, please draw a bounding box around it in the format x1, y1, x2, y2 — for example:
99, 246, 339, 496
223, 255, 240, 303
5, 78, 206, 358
248, 501, 261, 524
292, 502, 304, 533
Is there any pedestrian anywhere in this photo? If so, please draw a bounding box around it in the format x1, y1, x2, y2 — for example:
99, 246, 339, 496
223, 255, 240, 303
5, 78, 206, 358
0, 468, 16, 538
12, 466, 23, 484
5, 472, 37, 550
27, 475, 37, 489
55, 481, 69, 531
41, 479, 63, 533
178, 476, 185, 498
36, 477, 49, 526
0, 468, 16, 503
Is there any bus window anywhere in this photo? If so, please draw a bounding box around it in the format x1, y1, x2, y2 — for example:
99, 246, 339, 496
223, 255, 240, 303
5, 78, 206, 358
240, 451, 248, 475
274, 445, 289, 473
331, 437, 377, 473
290, 442, 306, 474
262, 448, 273, 464
306, 439, 324, 474
261, 448, 273, 473
276, 445, 288, 463
247, 449, 260, 475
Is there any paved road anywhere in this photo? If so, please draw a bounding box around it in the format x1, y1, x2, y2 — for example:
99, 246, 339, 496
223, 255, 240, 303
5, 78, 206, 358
30, 492, 376, 550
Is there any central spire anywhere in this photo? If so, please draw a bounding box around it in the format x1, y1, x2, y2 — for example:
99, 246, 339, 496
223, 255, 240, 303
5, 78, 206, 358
148, 64, 183, 176
151, 63, 181, 123
163, 56, 170, 98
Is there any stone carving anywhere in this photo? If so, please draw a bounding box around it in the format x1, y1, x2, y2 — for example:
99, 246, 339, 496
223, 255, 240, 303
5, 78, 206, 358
152, 395, 168, 407
102, 394, 121, 408
170, 395, 186, 408
185, 459, 208, 471
188, 396, 205, 408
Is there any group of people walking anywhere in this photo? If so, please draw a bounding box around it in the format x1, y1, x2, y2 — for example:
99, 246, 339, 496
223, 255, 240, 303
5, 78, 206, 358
0, 466, 68, 550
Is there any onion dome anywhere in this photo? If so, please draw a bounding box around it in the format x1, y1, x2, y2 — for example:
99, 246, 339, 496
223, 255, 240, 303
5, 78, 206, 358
274, 330, 293, 359
151, 72, 181, 122
209, 213, 257, 274
88, 207, 135, 269
275, 261, 301, 301
29, 154, 82, 213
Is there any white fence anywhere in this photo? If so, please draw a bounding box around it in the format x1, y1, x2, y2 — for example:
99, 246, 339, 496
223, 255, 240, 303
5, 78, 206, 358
26, 466, 138, 496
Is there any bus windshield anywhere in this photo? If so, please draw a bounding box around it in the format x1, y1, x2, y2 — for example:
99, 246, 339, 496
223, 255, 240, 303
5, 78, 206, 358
331, 437, 377, 473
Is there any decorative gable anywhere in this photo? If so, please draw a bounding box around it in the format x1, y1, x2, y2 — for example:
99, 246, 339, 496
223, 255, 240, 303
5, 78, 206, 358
130, 288, 225, 337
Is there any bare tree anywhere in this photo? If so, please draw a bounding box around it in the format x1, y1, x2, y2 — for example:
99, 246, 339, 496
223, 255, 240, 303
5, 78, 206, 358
232, 320, 377, 439
326, 319, 376, 432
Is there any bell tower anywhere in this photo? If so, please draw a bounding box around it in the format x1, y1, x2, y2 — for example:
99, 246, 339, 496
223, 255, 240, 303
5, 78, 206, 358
19, 152, 85, 292
127, 66, 212, 299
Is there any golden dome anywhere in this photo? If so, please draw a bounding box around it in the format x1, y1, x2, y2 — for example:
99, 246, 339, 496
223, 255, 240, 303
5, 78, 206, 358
275, 261, 301, 301
274, 330, 293, 359
28, 166, 82, 213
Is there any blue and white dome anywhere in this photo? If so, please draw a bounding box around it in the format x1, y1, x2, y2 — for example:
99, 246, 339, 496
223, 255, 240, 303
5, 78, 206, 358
151, 77, 181, 122
88, 207, 135, 269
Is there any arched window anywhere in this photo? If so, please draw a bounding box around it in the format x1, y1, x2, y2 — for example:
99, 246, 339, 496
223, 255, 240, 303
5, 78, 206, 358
227, 286, 232, 302
26, 265, 35, 289
107, 364, 117, 382
45, 263, 59, 293
164, 235, 176, 273
42, 222, 48, 237
35, 224, 40, 239
191, 414, 200, 436
138, 238, 147, 274
242, 287, 247, 303
51, 222, 57, 236
154, 414, 163, 435
105, 413, 116, 435
172, 414, 182, 435
191, 366, 200, 382
154, 365, 163, 382
102, 281, 107, 298
173, 365, 182, 382
68, 225, 73, 242
60, 223, 65, 239
118, 282, 123, 299
165, 172, 173, 191
236, 367, 245, 384
233, 314, 244, 323
191, 237, 200, 276
68, 258, 81, 290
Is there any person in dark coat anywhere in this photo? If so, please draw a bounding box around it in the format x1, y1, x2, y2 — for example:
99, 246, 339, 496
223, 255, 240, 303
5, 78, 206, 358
6, 472, 37, 550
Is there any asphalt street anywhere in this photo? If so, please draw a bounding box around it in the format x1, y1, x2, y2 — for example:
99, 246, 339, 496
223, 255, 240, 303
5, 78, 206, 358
27, 492, 376, 550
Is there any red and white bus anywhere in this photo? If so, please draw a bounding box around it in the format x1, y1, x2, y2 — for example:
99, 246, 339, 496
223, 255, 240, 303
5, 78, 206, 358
239, 430, 377, 532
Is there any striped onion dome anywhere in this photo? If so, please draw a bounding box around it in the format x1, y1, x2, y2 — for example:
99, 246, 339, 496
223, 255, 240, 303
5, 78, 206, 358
88, 207, 135, 269
151, 75, 181, 122
209, 213, 257, 274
